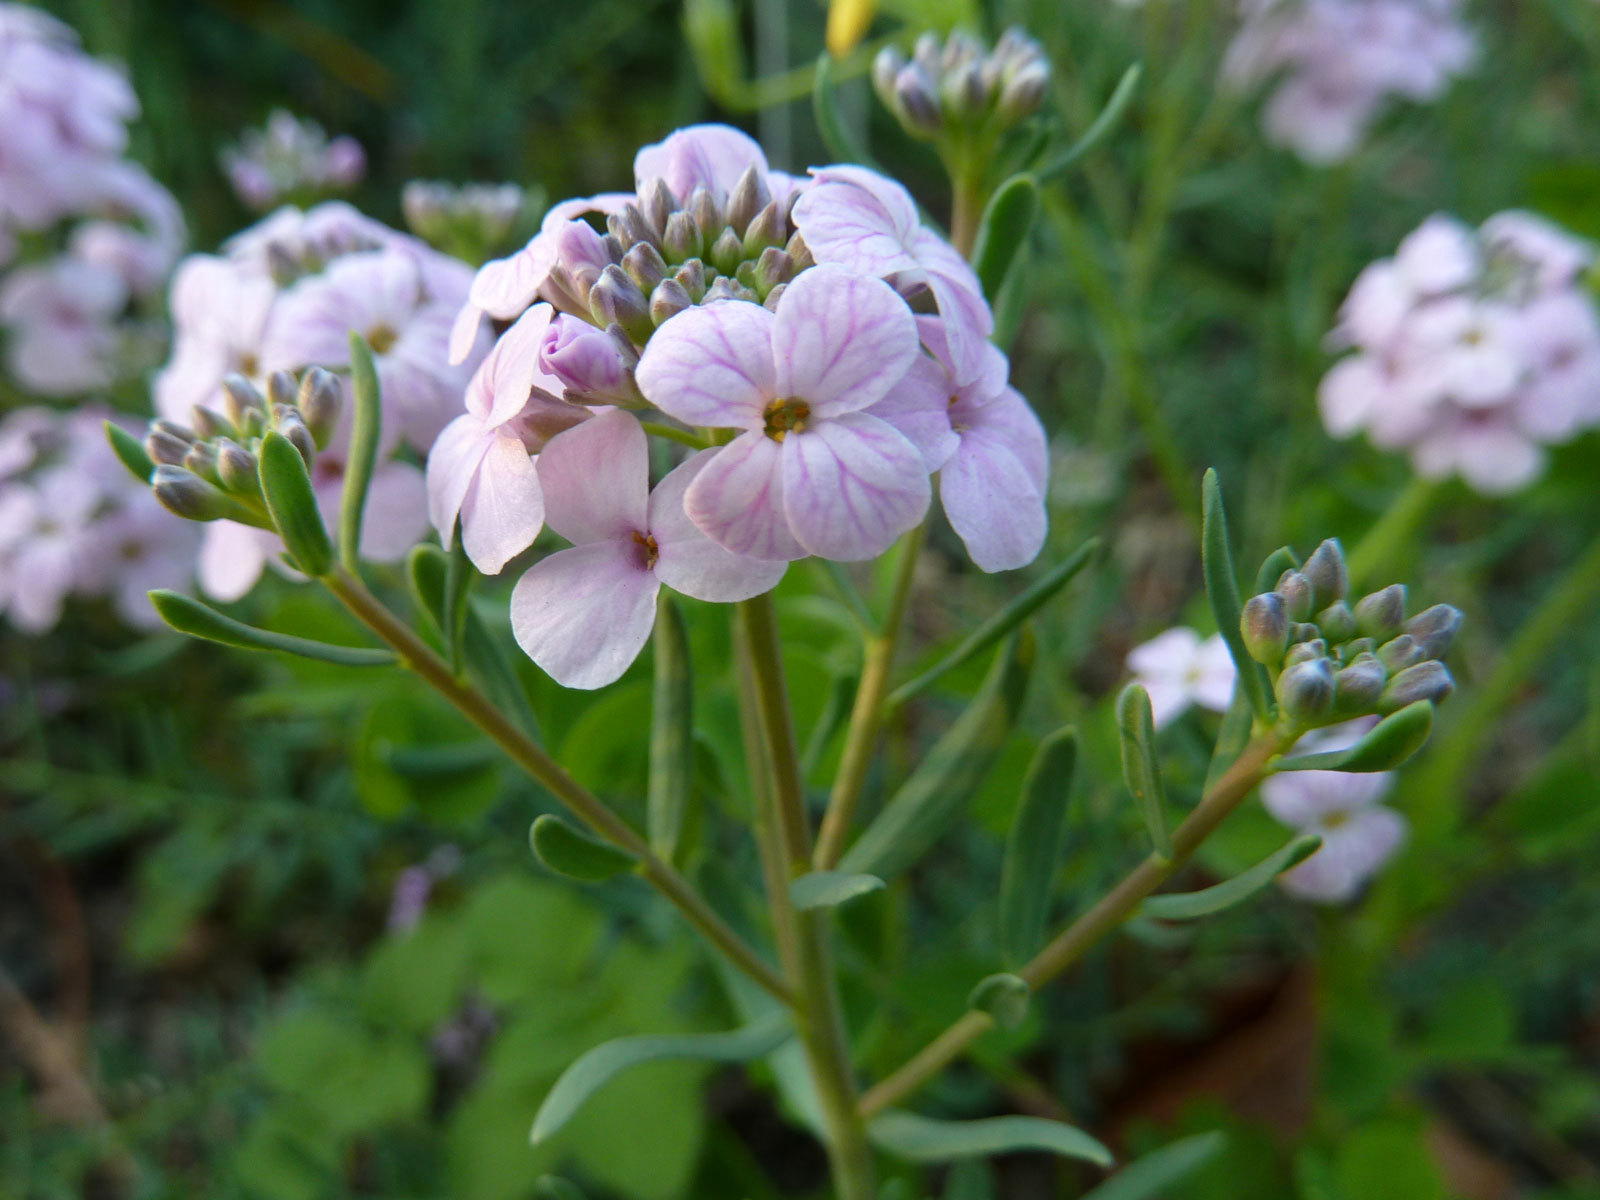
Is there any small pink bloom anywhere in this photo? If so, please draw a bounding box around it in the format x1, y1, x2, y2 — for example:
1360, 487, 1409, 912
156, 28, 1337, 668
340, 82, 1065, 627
510, 410, 785, 689
636, 266, 932, 562
633, 123, 767, 200
1125, 627, 1236, 729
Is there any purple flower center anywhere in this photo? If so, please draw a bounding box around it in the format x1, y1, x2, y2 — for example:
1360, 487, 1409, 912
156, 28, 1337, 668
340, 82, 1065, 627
762, 397, 811, 441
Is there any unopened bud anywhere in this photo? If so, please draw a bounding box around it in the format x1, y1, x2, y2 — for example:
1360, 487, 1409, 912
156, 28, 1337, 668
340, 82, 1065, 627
146, 427, 192, 466
763, 281, 789, 310
1301, 539, 1348, 610
539, 315, 642, 406
274, 410, 316, 466
297, 366, 342, 450
726, 164, 771, 237
1278, 658, 1336, 722
152, 464, 232, 521
1405, 604, 1462, 660
589, 264, 654, 345
183, 441, 221, 485
913, 32, 941, 75
267, 369, 298, 411
222, 374, 265, 427
1276, 570, 1314, 621
216, 438, 261, 497
1284, 638, 1327, 668
704, 275, 757, 304
996, 60, 1049, 124
674, 259, 706, 302
1353, 584, 1407, 641
1379, 660, 1454, 713
742, 199, 786, 258
1317, 601, 1356, 644
940, 60, 989, 121
894, 64, 944, 135
662, 212, 703, 263
622, 241, 669, 293
1240, 592, 1289, 664
190, 406, 234, 441
1334, 653, 1388, 714
688, 187, 722, 245
1377, 633, 1425, 672
1343, 636, 1376, 660
709, 226, 745, 276
641, 179, 675, 239
650, 278, 694, 326
873, 46, 906, 108
750, 246, 794, 297
785, 231, 814, 273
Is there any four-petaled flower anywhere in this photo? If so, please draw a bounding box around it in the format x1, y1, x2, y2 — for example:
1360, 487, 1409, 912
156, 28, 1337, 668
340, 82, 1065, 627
1125, 626, 1237, 729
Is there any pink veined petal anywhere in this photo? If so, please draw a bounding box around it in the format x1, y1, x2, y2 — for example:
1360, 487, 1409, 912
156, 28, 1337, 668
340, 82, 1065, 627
510, 541, 661, 689
633, 124, 768, 199
472, 234, 556, 313
920, 261, 996, 385
780, 411, 931, 561
770, 266, 919, 416
536, 409, 650, 544
792, 178, 920, 278
198, 520, 270, 602
542, 192, 636, 227
807, 165, 920, 239
355, 461, 430, 561
425, 412, 495, 545
955, 387, 1048, 491
449, 302, 486, 366
939, 431, 1046, 574
917, 313, 1009, 396
468, 303, 561, 426
866, 353, 960, 471
459, 434, 545, 575
649, 449, 788, 601
635, 300, 777, 428
684, 430, 807, 561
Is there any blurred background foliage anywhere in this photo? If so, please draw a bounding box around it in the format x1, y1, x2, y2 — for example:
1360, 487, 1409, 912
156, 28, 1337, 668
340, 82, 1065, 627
3, 0, 1599, 1198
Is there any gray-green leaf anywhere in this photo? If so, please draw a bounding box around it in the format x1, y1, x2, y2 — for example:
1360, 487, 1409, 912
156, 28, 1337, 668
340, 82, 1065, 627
1078, 1132, 1225, 1200
867, 1111, 1112, 1168
998, 727, 1077, 964
1140, 834, 1322, 921
968, 973, 1030, 1030
790, 871, 885, 911
1270, 701, 1434, 773
340, 331, 382, 571
149, 589, 394, 666
1116, 684, 1173, 859
972, 173, 1038, 300
529, 815, 637, 883
257, 431, 333, 577
1202, 469, 1272, 722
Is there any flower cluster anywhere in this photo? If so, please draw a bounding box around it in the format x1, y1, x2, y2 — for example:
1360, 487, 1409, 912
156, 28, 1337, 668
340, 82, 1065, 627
221, 109, 365, 212
1320, 212, 1600, 494
402, 181, 524, 258
0, 4, 184, 395
1240, 539, 1459, 725
0, 405, 198, 632
871, 28, 1050, 143
429, 124, 1050, 687
1125, 627, 1236, 729
1222, 0, 1476, 164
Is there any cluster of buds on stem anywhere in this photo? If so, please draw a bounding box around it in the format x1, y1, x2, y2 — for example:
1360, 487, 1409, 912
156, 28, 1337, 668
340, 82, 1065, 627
873, 28, 1050, 143
402, 181, 525, 258
141, 367, 341, 527
1240, 538, 1461, 727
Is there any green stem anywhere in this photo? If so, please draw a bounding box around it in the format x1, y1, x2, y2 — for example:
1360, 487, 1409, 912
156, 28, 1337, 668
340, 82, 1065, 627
639, 421, 713, 450
1346, 477, 1440, 588
858, 731, 1290, 1117
737, 593, 876, 1200
322, 566, 794, 1007
814, 523, 924, 870
949, 166, 987, 260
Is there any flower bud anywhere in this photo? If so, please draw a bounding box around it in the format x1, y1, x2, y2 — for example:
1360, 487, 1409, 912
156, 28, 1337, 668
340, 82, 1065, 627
1278, 658, 1336, 722
216, 438, 261, 497
1289, 621, 1320, 644
297, 366, 342, 450
1317, 601, 1356, 644
622, 241, 669, 293
273, 409, 316, 466
589, 264, 654, 345
687, 187, 722, 245
913, 32, 941, 76
650, 278, 694, 326
674, 259, 706, 302
190, 405, 234, 441
1276, 570, 1314, 621
996, 60, 1049, 124
1353, 584, 1407, 641
742, 199, 787, 259
146, 426, 193, 466
267, 369, 298, 411
893, 64, 944, 135
1379, 660, 1454, 713
539, 315, 642, 406
606, 204, 659, 254
222, 373, 265, 427
1405, 604, 1463, 660
763, 282, 788, 310
1240, 592, 1289, 664
1284, 638, 1327, 668
872, 46, 906, 108
662, 211, 702, 263
704, 275, 757, 304
183, 440, 221, 485
709, 226, 745, 276
750, 246, 794, 297
1342, 636, 1376, 660
1377, 633, 1425, 672
152, 464, 233, 521
1334, 653, 1388, 714
1301, 538, 1348, 610
726, 163, 771, 237
554, 219, 616, 280
641, 179, 675, 239
785, 231, 814, 273
940, 60, 988, 121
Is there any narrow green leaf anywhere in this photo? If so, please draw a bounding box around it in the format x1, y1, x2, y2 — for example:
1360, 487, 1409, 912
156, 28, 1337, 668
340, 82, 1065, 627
649, 597, 695, 867
148, 589, 394, 666
971, 173, 1039, 301
1202, 469, 1272, 721
868, 1111, 1112, 1168
257, 431, 333, 577
813, 51, 878, 169
1036, 62, 1142, 180
1254, 545, 1300, 597
340, 331, 382, 572
1140, 834, 1322, 921
998, 727, 1077, 964
1078, 1132, 1226, 1200
530, 1014, 792, 1145
840, 628, 1035, 880
104, 421, 154, 483
442, 534, 474, 672
801, 667, 860, 777
1116, 684, 1172, 859
967, 973, 1030, 1030
889, 539, 1097, 708
529, 814, 637, 882
790, 871, 885, 911
377, 741, 501, 775
1271, 701, 1434, 773
1202, 685, 1254, 794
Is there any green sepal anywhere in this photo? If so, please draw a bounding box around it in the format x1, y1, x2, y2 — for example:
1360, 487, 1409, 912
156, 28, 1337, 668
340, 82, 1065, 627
104, 421, 154, 483
148, 589, 394, 666
998, 727, 1077, 964
967, 973, 1030, 1031
1116, 683, 1173, 860
340, 331, 382, 572
529, 814, 637, 882
867, 1111, 1112, 1168
790, 871, 885, 911
1202, 469, 1272, 722
1271, 700, 1434, 773
648, 597, 695, 868
257, 431, 333, 577
1140, 834, 1322, 921
971, 173, 1038, 301
1036, 62, 1142, 180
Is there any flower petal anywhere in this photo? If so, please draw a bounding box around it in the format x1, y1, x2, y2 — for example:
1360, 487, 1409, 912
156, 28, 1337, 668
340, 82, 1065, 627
355, 461, 430, 561
649, 449, 788, 601
684, 430, 807, 561
939, 412, 1047, 573
635, 300, 776, 428
770, 266, 919, 416
198, 521, 271, 603
866, 352, 960, 470
634, 124, 768, 199
510, 541, 660, 690
460, 433, 545, 575
468, 303, 563, 427
425, 412, 495, 545
792, 171, 920, 277
780, 412, 930, 561
536, 409, 650, 544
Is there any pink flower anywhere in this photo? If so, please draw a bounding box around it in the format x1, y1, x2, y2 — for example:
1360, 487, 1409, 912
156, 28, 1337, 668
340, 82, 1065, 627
153, 255, 278, 420
1261, 719, 1405, 904
426, 305, 590, 575
0, 255, 127, 395
632, 122, 804, 205
636, 266, 932, 562
510, 410, 785, 689
1125, 627, 1236, 729
792, 165, 994, 383
538, 314, 640, 405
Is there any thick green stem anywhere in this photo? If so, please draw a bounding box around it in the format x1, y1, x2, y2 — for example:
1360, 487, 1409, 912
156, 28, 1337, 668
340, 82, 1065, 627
737, 593, 876, 1200
1346, 477, 1440, 588
950, 167, 987, 260
322, 566, 793, 1007
858, 731, 1289, 1117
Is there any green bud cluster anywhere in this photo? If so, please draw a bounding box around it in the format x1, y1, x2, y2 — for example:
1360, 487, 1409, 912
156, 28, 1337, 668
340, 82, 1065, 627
144, 367, 342, 526
1239, 539, 1461, 726
873, 28, 1050, 143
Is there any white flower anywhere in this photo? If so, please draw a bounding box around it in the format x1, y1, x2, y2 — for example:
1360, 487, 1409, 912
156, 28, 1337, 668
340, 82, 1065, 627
1125, 627, 1237, 728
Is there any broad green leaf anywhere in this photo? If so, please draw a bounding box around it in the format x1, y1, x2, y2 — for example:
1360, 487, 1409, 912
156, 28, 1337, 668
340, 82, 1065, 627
813, 52, 878, 168
867, 1111, 1112, 1168
340, 331, 382, 571
530, 815, 637, 882
1271, 702, 1434, 773
972, 173, 1039, 300
998, 727, 1077, 963
889, 539, 1097, 707
1116, 684, 1172, 859
530, 1014, 792, 1145
967, 973, 1030, 1030
1254, 545, 1300, 597
790, 871, 885, 911
840, 628, 1035, 880
648, 598, 694, 867
148, 589, 394, 666
1202, 469, 1271, 721
1078, 1132, 1226, 1200
1036, 62, 1142, 179
1140, 834, 1322, 921
258, 430, 333, 577
105, 420, 154, 482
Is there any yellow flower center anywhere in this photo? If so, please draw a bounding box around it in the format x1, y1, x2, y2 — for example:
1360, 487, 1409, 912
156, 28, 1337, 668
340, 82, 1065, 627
763, 398, 811, 441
